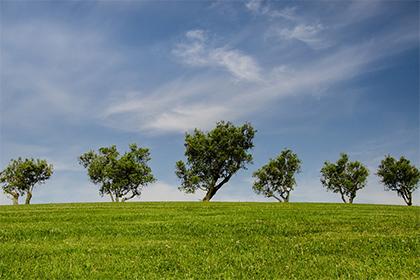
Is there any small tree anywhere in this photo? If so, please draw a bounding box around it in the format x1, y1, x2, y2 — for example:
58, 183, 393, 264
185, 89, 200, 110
79, 144, 156, 202
320, 153, 369, 204
0, 158, 53, 205
253, 149, 301, 202
377, 155, 419, 206
176, 121, 255, 201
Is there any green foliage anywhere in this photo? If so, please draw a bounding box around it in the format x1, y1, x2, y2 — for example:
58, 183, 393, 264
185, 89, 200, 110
320, 153, 369, 204
0, 202, 418, 279
253, 149, 301, 202
377, 155, 420, 206
79, 144, 156, 202
0, 158, 53, 205
175, 121, 255, 201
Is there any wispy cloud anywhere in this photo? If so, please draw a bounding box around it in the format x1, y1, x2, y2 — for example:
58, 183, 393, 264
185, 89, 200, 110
245, 0, 297, 21
104, 19, 417, 134
245, 0, 268, 15
0, 20, 123, 131
246, 1, 331, 50
173, 29, 262, 82
271, 23, 330, 49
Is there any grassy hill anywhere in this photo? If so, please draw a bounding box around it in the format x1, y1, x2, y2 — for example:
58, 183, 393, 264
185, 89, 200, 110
0, 202, 418, 279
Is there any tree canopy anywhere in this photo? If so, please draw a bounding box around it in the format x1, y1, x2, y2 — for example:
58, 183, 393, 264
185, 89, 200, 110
79, 144, 156, 202
176, 121, 255, 201
377, 155, 419, 206
320, 153, 369, 204
0, 158, 53, 205
253, 149, 301, 202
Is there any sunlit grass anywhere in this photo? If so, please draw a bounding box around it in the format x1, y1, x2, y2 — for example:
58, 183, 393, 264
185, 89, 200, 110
0, 202, 418, 279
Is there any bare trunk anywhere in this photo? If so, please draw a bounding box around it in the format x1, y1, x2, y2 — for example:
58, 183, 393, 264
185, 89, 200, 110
25, 191, 32, 205
203, 187, 217, 202
202, 174, 233, 202
115, 196, 120, 203
339, 188, 348, 203
403, 192, 412, 206
283, 191, 290, 203
11, 192, 19, 205
274, 196, 283, 202
109, 194, 115, 202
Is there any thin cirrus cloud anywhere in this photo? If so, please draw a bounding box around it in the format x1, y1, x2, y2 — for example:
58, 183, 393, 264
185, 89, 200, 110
246, 0, 298, 21
245, 0, 330, 49
271, 23, 330, 50
172, 29, 262, 82
104, 17, 417, 135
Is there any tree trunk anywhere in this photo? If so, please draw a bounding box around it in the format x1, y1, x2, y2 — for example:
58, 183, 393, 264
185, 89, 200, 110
109, 194, 115, 202
269, 194, 282, 202
283, 191, 290, 203
25, 191, 32, 205
401, 191, 412, 206
406, 192, 412, 206
11, 192, 19, 205
339, 188, 347, 203
203, 187, 217, 202
115, 196, 120, 203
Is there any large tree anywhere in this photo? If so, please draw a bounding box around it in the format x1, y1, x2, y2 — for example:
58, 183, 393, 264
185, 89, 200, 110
377, 155, 419, 206
252, 149, 301, 202
176, 121, 255, 201
0, 158, 53, 205
79, 144, 156, 202
320, 153, 369, 204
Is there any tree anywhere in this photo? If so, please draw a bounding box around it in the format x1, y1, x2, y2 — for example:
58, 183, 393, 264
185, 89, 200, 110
377, 155, 419, 206
0, 158, 53, 205
252, 149, 301, 202
79, 144, 156, 202
320, 153, 369, 204
176, 121, 255, 201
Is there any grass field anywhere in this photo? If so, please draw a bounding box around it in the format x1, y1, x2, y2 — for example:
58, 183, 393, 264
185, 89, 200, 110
0, 202, 418, 279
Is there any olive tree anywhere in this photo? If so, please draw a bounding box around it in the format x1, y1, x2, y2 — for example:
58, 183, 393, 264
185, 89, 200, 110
176, 121, 255, 201
0, 158, 53, 205
320, 153, 369, 204
253, 149, 301, 202
79, 144, 156, 202
377, 155, 419, 206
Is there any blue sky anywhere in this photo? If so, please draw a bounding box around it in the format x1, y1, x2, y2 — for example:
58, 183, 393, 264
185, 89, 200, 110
0, 0, 418, 205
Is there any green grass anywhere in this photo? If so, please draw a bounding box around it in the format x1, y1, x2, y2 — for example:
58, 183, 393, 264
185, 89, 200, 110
0, 202, 418, 279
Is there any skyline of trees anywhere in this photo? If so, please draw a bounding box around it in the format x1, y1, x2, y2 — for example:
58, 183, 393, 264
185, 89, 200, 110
1, 122, 418, 205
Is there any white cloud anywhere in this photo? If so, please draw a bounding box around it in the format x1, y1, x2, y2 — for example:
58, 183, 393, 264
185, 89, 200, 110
209, 48, 262, 81
143, 105, 232, 133
272, 23, 330, 49
103, 75, 243, 133
245, 0, 266, 14
173, 30, 262, 82
185, 29, 206, 41
269, 6, 298, 21
104, 22, 418, 134
0, 20, 124, 132
244, 1, 328, 49
246, 0, 297, 21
